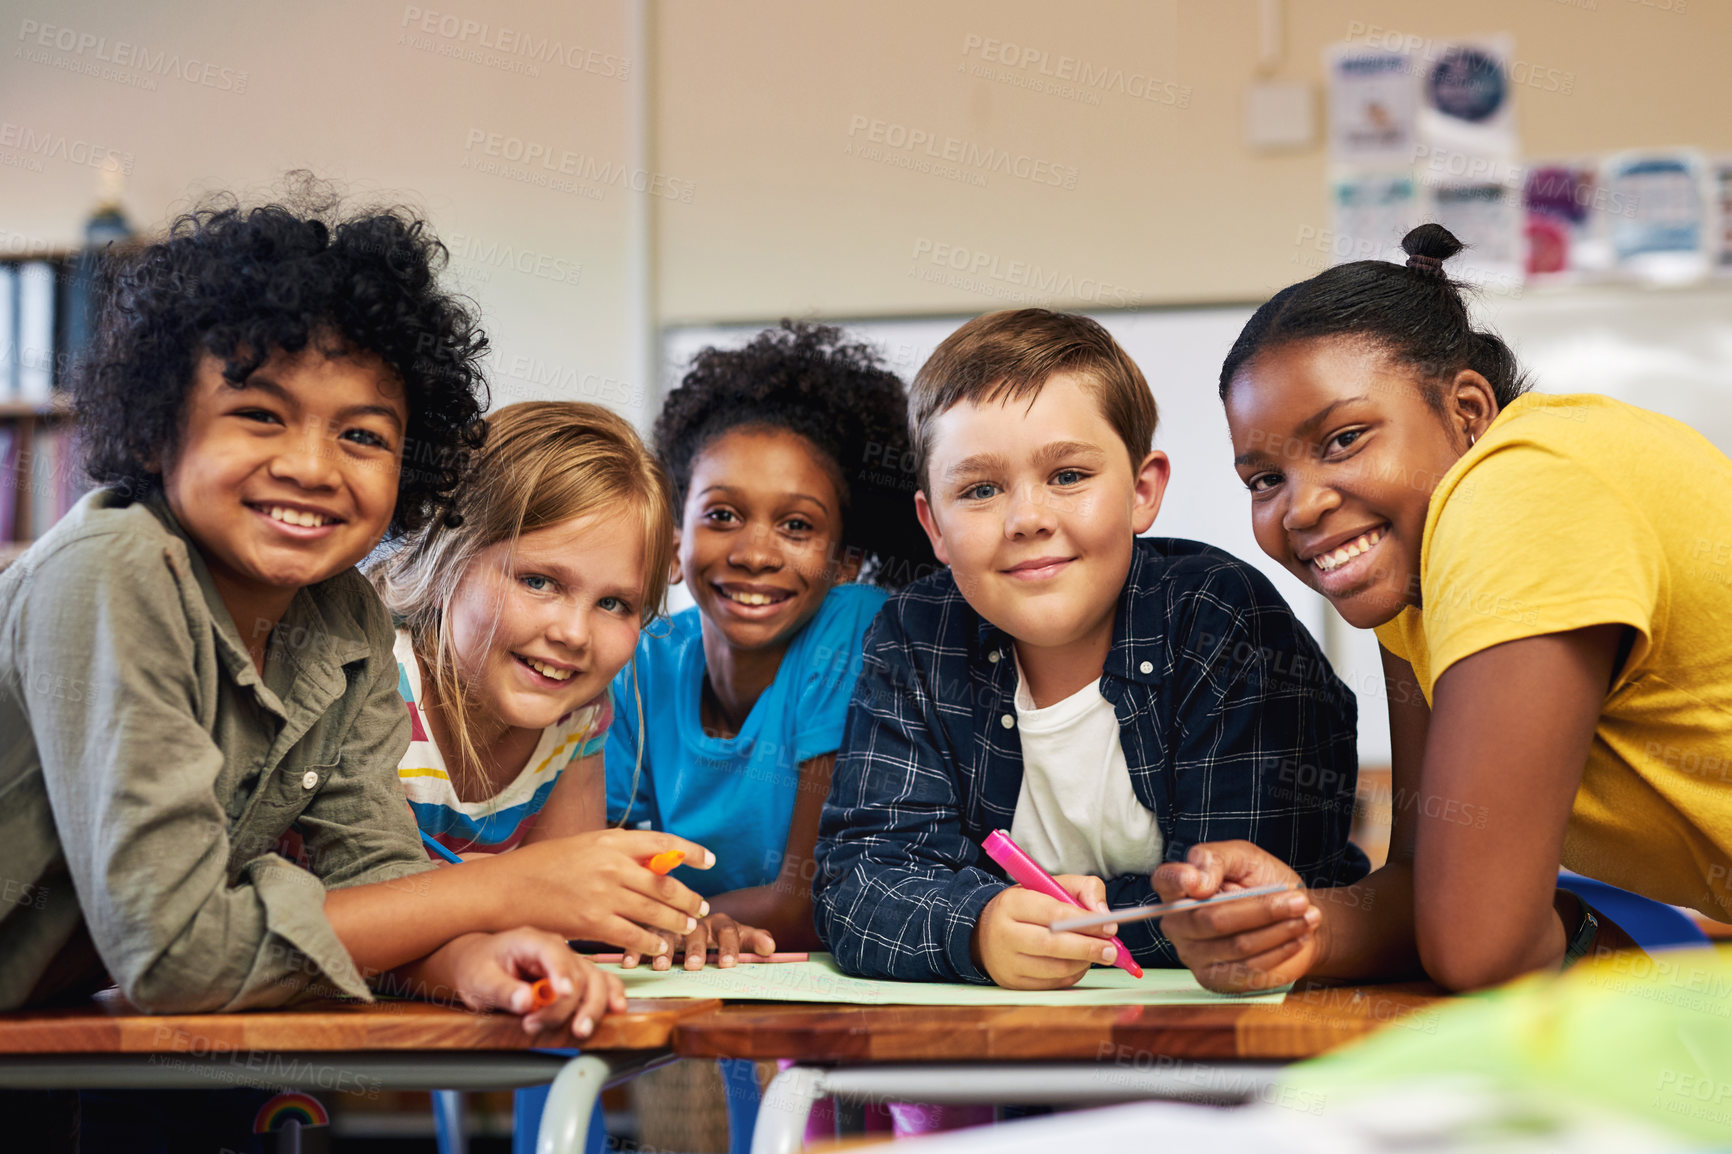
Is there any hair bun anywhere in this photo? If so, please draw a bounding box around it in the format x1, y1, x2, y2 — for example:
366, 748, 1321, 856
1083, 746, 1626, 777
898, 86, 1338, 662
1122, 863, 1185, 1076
1401, 223, 1463, 278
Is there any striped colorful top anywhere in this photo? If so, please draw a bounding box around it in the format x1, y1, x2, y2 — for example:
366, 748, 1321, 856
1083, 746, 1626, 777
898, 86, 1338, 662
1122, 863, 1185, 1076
394, 629, 613, 859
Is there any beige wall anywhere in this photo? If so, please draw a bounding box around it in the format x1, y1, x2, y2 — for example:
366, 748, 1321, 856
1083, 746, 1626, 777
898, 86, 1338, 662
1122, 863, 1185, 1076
656, 0, 1732, 322
4, 0, 1730, 412
0, 0, 646, 413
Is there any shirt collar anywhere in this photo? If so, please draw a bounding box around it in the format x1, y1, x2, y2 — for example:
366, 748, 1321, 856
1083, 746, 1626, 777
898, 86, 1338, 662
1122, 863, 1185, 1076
973, 611, 1012, 662
967, 538, 1166, 687
140, 493, 374, 692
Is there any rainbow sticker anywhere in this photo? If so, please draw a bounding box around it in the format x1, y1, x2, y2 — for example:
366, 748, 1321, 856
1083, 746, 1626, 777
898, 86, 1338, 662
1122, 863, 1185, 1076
254, 1092, 329, 1132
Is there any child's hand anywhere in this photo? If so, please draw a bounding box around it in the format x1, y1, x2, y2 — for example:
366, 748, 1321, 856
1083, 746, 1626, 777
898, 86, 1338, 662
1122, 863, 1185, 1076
488, 830, 715, 956
972, 875, 1121, 990
1151, 841, 1319, 992
622, 912, 777, 971
438, 928, 628, 1040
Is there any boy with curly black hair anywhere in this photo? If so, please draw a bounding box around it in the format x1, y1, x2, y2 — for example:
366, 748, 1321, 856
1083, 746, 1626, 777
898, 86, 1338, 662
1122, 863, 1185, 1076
606, 320, 936, 965
76, 193, 486, 539
0, 189, 691, 1037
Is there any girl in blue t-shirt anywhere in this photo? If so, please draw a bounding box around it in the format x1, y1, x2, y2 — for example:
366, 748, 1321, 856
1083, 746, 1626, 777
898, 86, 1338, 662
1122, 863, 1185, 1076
606, 321, 936, 967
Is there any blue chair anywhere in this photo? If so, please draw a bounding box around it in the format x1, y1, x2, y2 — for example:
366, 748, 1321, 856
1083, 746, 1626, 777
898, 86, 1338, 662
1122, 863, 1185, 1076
1557, 871, 1710, 951
431, 1079, 607, 1154
718, 1058, 763, 1154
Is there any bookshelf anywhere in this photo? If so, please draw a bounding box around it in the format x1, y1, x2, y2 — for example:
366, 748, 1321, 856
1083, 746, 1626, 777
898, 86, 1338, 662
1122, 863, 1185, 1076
1, 248, 94, 568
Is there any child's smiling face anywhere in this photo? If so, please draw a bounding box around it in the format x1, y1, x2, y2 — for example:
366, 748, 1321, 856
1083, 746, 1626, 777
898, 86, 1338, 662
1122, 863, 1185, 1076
446, 511, 646, 735
914, 372, 1167, 666
162, 346, 407, 633
678, 427, 850, 657
1225, 339, 1489, 630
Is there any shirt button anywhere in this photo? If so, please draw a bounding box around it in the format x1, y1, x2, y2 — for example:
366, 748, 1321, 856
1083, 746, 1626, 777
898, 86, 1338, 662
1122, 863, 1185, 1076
1000, 714, 1015, 729
301, 770, 319, 790
1139, 660, 1154, 674
987, 650, 1001, 664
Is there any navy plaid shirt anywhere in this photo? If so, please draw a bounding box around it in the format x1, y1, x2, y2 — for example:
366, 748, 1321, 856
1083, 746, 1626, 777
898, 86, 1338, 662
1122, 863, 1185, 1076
814, 536, 1369, 982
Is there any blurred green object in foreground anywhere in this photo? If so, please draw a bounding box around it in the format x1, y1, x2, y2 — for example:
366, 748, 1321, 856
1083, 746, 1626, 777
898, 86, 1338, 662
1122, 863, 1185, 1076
1286, 947, 1732, 1144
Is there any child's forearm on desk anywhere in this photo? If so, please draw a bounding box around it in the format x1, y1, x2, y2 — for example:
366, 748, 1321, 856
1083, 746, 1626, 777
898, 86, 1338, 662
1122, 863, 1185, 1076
1305, 860, 1422, 982
385, 933, 490, 999
325, 862, 508, 975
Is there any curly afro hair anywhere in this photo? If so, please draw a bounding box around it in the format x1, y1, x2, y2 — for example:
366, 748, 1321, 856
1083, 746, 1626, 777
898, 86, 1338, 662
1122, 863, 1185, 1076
653, 320, 936, 587
75, 179, 489, 537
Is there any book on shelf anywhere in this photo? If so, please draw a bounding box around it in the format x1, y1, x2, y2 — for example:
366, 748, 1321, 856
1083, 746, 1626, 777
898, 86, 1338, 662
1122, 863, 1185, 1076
4, 195, 134, 411
0, 426, 15, 542
25, 424, 87, 538
0, 264, 15, 403
16, 260, 56, 404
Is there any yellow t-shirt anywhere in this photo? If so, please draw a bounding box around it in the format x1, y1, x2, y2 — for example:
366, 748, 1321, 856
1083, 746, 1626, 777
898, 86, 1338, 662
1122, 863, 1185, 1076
1374, 393, 1732, 920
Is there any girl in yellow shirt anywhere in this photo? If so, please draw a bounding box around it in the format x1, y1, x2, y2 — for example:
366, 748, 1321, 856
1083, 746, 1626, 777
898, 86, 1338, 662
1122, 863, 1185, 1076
1155, 223, 1732, 992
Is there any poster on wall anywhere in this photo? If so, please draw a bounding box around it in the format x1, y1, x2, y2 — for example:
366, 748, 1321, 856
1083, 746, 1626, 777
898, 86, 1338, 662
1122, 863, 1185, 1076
1326, 47, 1416, 161
1606, 150, 1708, 284
1416, 37, 1517, 164
1426, 181, 1522, 292
1713, 157, 1732, 275
1331, 171, 1417, 264
1523, 162, 1616, 282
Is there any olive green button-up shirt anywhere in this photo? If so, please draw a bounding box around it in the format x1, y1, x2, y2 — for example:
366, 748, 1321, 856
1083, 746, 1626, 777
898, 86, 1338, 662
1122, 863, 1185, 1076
0, 488, 435, 1012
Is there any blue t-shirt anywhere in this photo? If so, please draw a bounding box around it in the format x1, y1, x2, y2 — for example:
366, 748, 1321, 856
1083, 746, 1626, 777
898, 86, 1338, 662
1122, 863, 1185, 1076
605, 583, 887, 898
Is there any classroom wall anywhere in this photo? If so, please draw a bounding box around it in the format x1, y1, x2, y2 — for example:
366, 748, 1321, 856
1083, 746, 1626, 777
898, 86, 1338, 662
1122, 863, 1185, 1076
0, 0, 649, 417
6, 0, 1730, 416
655, 0, 1732, 322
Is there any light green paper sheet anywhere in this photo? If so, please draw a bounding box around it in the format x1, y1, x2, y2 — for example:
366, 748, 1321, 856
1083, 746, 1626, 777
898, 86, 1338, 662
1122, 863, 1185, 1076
604, 953, 1287, 1006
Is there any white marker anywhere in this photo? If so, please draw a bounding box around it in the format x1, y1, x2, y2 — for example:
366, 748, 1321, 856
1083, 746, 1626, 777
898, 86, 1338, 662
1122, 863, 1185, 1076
1050, 884, 1298, 932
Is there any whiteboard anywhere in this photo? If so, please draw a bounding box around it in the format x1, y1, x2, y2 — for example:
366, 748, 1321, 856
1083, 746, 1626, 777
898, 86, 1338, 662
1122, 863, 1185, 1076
663, 284, 1732, 767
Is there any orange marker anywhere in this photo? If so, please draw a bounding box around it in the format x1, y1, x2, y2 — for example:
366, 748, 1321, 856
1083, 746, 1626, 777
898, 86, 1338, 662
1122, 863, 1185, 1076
647, 850, 686, 875
528, 978, 557, 1010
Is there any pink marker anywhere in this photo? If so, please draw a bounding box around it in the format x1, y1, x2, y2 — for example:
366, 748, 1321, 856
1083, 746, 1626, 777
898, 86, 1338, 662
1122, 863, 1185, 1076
981, 829, 1143, 979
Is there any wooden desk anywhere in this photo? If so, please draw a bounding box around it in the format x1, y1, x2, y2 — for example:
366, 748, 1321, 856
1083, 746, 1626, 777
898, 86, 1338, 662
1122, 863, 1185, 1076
0, 991, 715, 1054
0, 994, 720, 1152
671, 982, 1444, 1154
673, 981, 1442, 1063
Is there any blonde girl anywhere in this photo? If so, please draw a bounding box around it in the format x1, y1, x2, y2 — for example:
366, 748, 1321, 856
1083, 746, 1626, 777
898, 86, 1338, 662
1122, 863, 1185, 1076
374, 401, 713, 955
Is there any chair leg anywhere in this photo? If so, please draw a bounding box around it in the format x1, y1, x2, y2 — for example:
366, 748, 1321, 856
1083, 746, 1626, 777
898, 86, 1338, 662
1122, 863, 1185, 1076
433, 1089, 468, 1154
536, 1055, 615, 1154
513, 1085, 547, 1154
719, 1058, 762, 1154
751, 1066, 826, 1154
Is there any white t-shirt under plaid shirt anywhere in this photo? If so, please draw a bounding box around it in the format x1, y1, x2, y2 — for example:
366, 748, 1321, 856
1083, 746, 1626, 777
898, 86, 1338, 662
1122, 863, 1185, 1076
394, 629, 613, 858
